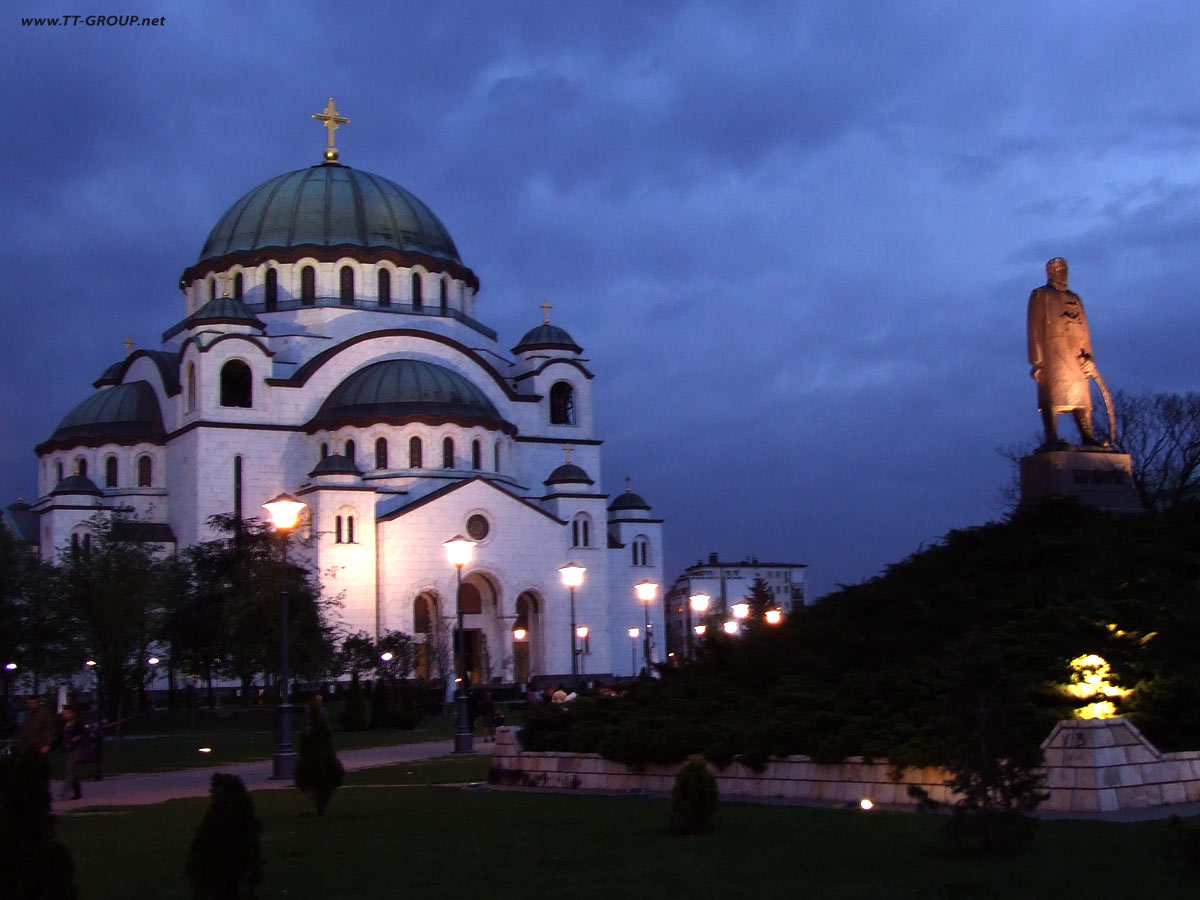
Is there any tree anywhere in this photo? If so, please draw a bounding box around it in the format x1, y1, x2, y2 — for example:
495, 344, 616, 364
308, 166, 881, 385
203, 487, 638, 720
56, 518, 170, 720
0, 748, 78, 899
1111, 390, 1200, 510
742, 576, 774, 620
295, 696, 343, 814
186, 773, 263, 899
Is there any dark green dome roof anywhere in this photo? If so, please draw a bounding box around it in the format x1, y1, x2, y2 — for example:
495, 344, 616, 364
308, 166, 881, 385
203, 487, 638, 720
50, 474, 102, 497
39, 381, 165, 452
513, 323, 582, 355
308, 453, 362, 478
545, 463, 593, 486
187, 295, 265, 329
307, 359, 513, 434
198, 164, 462, 265
609, 490, 651, 512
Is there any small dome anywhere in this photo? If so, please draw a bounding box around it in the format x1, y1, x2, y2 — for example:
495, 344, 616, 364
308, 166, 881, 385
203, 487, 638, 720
51, 474, 103, 496
40, 382, 165, 452
197, 164, 461, 266
187, 295, 265, 330
609, 490, 651, 512
308, 453, 362, 478
545, 463, 594, 486
308, 359, 513, 434
513, 323, 582, 355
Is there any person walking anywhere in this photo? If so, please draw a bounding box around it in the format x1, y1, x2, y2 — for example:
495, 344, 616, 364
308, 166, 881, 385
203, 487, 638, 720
17, 695, 54, 755
59, 705, 87, 800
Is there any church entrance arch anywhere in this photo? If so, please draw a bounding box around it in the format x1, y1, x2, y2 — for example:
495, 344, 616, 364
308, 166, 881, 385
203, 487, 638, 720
513, 591, 543, 685
458, 573, 500, 686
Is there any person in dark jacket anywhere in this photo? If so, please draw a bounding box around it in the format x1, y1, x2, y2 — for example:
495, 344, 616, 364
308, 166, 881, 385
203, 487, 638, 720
17, 696, 54, 755
59, 705, 87, 800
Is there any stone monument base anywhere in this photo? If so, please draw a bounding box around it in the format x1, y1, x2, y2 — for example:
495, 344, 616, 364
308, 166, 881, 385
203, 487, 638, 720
1020, 448, 1141, 512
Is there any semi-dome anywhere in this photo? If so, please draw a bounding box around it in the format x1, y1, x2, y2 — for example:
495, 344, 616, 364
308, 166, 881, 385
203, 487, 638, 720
307, 359, 514, 434
196, 163, 462, 267
38, 381, 165, 453
513, 323, 582, 355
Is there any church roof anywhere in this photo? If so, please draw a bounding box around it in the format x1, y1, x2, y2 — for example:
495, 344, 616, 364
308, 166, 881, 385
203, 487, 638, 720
93, 350, 181, 394
609, 489, 651, 512
50, 474, 103, 496
40, 381, 165, 452
512, 323, 582, 355
197, 163, 461, 266
308, 453, 362, 478
544, 463, 594, 486
307, 359, 514, 434
187, 295, 265, 330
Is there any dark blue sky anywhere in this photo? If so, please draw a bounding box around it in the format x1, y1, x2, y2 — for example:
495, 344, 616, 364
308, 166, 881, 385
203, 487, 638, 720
4, 2, 1199, 597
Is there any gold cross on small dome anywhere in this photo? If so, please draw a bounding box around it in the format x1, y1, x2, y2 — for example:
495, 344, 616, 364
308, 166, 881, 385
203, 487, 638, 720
564, 444, 573, 464
312, 98, 350, 162
540, 300, 552, 324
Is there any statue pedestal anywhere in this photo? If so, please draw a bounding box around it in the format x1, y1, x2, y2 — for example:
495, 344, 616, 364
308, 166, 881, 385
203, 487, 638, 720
1019, 449, 1141, 512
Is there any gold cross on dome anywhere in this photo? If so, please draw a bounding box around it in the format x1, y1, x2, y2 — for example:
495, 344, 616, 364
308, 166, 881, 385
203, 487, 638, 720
564, 444, 573, 464
123, 337, 134, 356
312, 97, 350, 162
625, 475, 632, 492
540, 300, 552, 324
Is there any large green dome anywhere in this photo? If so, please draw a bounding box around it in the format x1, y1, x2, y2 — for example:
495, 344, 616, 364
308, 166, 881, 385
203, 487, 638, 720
38, 381, 165, 452
197, 163, 462, 266
307, 359, 514, 434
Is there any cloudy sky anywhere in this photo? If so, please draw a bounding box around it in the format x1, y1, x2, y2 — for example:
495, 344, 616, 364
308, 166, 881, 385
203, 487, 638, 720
3, 2, 1199, 598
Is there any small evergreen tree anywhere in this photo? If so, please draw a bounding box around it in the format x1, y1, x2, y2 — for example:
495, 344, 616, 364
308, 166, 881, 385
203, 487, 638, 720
295, 696, 344, 815
670, 755, 719, 835
185, 773, 262, 899
0, 747, 78, 900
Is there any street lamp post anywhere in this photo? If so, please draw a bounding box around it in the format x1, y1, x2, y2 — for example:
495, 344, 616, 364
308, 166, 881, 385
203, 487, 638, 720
634, 580, 658, 674
575, 626, 589, 675
262, 492, 307, 780
559, 563, 585, 686
627, 627, 639, 674
443, 535, 476, 754
687, 592, 710, 658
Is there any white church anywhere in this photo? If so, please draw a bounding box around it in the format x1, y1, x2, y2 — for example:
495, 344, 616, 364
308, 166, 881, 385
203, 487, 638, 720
14, 101, 665, 685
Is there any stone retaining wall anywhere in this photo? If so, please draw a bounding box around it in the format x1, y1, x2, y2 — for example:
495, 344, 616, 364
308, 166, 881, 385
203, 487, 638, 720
488, 717, 1200, 817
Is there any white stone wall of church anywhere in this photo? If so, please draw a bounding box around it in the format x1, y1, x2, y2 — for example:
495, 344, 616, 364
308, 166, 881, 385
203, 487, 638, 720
375, 479, 615, 679
605, 519, 666, 674
302, 487, 379, 640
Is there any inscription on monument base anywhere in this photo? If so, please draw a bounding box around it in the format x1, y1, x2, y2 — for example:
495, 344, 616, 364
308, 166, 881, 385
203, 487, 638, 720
1020, 449, 1141, 512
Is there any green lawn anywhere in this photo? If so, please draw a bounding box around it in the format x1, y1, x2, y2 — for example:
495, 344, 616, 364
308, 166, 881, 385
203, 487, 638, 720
57, 708, 456, 775
56, 758, 1199, 899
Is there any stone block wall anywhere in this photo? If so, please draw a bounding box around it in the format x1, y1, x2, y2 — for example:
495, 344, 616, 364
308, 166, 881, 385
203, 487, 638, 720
490, 717, 1200, 818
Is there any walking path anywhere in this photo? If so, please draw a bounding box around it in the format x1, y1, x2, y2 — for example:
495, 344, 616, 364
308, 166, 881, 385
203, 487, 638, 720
52, 739, 487, 812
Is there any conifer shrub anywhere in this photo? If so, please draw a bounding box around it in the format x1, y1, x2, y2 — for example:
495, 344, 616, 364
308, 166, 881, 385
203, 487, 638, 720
186, 773, 263, 899
670, 755, 719, 835
295, 697, 344, 815
0, 747, 79, 900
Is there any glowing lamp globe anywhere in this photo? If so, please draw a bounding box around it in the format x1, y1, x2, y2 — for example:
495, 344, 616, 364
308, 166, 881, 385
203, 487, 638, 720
559, 563, 586, 589
443, 535, 475, 568
765, 609, 783, 625
722, 620, 739, 635
627, 627, 640, 639
634, 580, 658, 603
689, 593, 710, 613
576, 625, 589, 639
262, 493, 307, 530
731, 602, 750, 620
512, 627, 527, 641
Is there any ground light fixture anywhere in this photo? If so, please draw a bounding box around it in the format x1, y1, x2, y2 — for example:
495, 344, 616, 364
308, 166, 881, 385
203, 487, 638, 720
4, 663, 15, 671
380, 652, 393, 662
263, 492, 307, 779
443, 534, 477, 753
559, 563, 585, 682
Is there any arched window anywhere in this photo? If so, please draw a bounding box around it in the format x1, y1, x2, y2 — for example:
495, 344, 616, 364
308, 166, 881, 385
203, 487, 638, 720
264, 268, 278, 311
209, 279, 216, 302
414, 594, 434, 634
233, 272, 243, 300
409, 436, 423, 468
347, 515, 355, 543
335, 515, 343, 544
375, 437, 388, 469
459, 582, 482, 615
301, 266, 316, 306
340, 266, 355, 305
632, 535, 650, 567
220, 360, 252, 408
571, 513, 591, 548
104, 456, 118, 488
186, 363, 196, 412
137, 455, 152, 487
549, 382, 575, 425
55, 461, 63, 483
411, 272, 422, 311
377, 269, 391, 307
74, 457, 87, 478
442, 437, 455, 469
320, 442, 329, 459
345, 439, 356, 463
439, 278, 448, 313
493, 441, 501, 473
471, 439, 482, 470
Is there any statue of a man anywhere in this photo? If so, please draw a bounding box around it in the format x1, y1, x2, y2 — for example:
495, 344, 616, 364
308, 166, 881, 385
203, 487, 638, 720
1027, 257, 1103, 447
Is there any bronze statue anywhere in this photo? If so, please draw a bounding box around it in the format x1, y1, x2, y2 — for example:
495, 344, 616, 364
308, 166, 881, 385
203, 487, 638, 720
1027, 257, 1113, 447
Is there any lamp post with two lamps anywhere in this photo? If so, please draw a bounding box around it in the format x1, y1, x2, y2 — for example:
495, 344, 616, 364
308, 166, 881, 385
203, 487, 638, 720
443, 534, 476, 753
687, 592, 710, 658
634, 580, 658, 674
262, 492, 307, 780
559, 563, 585, 684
